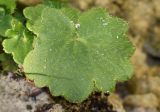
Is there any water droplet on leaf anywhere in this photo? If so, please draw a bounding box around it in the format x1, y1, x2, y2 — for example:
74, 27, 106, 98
107, 91, 110, 93
75, 23, 80, 29
70, 21, 74, 24
49, 48, 52, 51
43, 65, 47, 69
96, 50, 99, 54
103, 23, 108, 26
117, 36, 119, 39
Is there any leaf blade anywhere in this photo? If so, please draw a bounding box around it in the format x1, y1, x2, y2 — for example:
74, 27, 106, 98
3, 19, 33, 64
23, 7, 135, 103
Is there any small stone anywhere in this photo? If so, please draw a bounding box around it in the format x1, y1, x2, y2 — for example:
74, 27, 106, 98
108, 93, 126, 112
123, 93, 159, 108
48, 104, 64, 112
126, 107, 158, 112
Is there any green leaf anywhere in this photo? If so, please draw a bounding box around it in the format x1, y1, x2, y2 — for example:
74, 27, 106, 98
2, 19, 33, 64
42, 0, 67, 9
23, 4, 46, 32
23, 1, 67, 29
23, 3, 79, 32
0, 0, 16, 37
0, 12, 12, 37
0, 0, 16, 14
23, 7, 135, 103
61, 7, 80, 22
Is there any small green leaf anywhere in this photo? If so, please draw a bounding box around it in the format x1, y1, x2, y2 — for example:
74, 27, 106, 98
23, 1, 68, 32
0, 0, 16, 37
23, 4, 46, 32
0, 11, 12, 37
3, 19, 33, 64
23, 3, 79, 32
0, 0, 16, 14
23, 7, 134, 103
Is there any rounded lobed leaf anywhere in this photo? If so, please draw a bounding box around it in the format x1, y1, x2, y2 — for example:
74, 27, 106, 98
0, 0, 16, 14
0, 0, 16, 37
0, 14, 12, 37
3, 19, 34, 64
23, 7, 135, 103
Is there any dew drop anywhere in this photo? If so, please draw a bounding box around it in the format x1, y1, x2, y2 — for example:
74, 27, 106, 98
100, 17, 108, 27
70, 21, 74, 24
96, 50, 99, 54
117, 36, 119, 39
75, 23, 80, 29
49, 48, 52, 51
102, 23, 108, 26
107, 91, 110, 93
43, 65, 47, 69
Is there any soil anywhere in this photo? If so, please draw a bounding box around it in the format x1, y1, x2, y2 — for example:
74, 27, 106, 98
1, 0, 160, 112
0, 73, 116, 112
